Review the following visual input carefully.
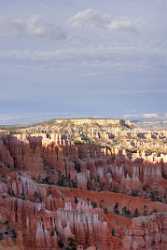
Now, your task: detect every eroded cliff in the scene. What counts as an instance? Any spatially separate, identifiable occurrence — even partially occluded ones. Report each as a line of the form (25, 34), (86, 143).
(0, 129), (167, 249)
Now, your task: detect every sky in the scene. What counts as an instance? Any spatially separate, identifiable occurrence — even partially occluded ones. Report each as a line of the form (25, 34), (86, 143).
(0, 0), (167, 124)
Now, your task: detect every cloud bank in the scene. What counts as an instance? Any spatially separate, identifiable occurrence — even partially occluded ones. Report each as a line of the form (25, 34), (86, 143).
(0, 16), (67, 40)
(0, 9), (137, 41)
(70, 9), (137, 32)
(0, 1), (166, 119)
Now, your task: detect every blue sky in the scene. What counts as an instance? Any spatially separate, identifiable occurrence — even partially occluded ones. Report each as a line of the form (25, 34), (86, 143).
(0, 0), (167, 124)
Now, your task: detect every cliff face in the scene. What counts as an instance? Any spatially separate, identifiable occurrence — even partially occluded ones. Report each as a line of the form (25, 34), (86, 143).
(0, 135), (167, 249)
(123, 213), (167, 250)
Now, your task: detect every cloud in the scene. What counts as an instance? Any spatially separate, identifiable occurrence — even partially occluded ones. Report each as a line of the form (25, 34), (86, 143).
(123, 113), (161, 120)
(0, 46), (165, 69)
(0, 47), (138, 64)
(0, 16), (67, 40)
(70, 9), (111, 28)
(142, 113), (159, 119)
(69, 9), (137, 32)
(108, 19), (136, 32)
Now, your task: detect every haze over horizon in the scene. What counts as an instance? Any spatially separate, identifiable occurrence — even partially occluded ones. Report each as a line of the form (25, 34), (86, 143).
(0, 0), (167, 124)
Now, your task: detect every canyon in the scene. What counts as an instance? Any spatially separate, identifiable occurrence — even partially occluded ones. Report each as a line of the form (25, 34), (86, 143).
(0, 118), (167, 249)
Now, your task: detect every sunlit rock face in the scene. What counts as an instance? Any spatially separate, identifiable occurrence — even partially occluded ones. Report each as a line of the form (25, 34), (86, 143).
(0, 124), (167, 250)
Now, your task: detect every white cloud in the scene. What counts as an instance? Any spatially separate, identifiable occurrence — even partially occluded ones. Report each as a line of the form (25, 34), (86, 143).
(109, 19), (136, 32)
(0, 47), (138, 64)
(142, 113), (159, 119)
(70, 9), (137, 32)
(0, 46), (165, 67)
(0, 16), (67, 40)
(70, 9), (111, 28)
(123, 113), (158, 120)
(123, 113), (161, 120)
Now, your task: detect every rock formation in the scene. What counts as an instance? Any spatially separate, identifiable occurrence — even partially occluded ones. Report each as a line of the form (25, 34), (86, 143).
(0, 118), (167, 249)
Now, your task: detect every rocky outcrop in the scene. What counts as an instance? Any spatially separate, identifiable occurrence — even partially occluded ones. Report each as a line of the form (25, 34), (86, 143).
(123, 213), (167, 250)
(0, 135), (167, 249)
